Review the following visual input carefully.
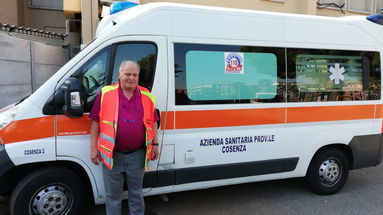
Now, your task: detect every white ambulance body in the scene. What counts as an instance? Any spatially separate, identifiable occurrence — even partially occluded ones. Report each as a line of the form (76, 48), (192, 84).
(1, 2), (383, 214)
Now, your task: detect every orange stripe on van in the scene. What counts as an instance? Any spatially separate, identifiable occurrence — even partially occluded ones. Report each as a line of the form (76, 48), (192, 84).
(0, 116), (54, 144)
(160, 111), (174, 130)
(164, 105), (378, 130)
(375, 104), (383, 119)
(56, 114), (92, 136)
(175, 108), (286, 129)
(287, 105), (375, 123)
(0, 105), (380, 143)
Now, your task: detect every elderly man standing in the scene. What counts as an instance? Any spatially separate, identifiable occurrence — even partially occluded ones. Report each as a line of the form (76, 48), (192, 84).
(89, 60), (159, 215)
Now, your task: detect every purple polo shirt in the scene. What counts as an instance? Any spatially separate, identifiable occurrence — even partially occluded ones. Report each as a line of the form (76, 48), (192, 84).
(89, 87), (159, 151)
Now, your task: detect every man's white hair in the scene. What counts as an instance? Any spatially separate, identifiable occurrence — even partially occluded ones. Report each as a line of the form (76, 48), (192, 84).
(119, 60), (140, 73)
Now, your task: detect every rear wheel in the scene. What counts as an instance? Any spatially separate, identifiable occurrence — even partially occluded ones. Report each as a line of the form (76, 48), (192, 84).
(305, 148), (349, 195)
(10, 167), (87, 215)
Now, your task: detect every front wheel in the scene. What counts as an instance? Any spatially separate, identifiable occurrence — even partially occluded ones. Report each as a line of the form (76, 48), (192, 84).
(305, 148), (349, 195)
(10, 167), (87, 215)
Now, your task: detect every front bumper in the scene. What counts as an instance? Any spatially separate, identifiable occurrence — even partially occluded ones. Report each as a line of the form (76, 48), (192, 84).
(0, 144), (15, 194)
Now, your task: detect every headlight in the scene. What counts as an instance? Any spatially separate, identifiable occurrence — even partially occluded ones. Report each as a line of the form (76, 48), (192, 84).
(0, 105), (18, 130)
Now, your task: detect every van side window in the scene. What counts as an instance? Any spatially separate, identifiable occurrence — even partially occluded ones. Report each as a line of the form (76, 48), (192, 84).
(111, 43), (157, 91)
(174, 43), (285, 105)
(73, 46), (111, 112)
(287, 49), (381, 102)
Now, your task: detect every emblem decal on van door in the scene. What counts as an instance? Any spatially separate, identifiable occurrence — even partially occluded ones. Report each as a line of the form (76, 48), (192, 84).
(329, 63), (346, 84)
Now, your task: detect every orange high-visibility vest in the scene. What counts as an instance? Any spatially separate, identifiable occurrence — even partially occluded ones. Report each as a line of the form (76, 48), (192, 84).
(98, 83), (156, 171)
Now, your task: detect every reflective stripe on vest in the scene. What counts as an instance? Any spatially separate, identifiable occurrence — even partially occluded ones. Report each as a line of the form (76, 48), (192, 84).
(140, 91), (156, 106)
(102, 120), (115, 127)
(100, 152), (113, 169)
(101, 84), (119, 103)
(100, 132), (115, 145)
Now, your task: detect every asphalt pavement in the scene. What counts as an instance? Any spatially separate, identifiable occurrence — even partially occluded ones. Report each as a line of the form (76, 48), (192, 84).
(2, 163), (383, 215)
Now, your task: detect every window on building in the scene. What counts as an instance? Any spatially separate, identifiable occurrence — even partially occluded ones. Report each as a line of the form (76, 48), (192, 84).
(265, 0), (286, 2)
(29, 0), (63, 10)
(319, 0), (346, 5)
(349, 0), (373, 14)
(318, 0), (382, 14)
(174, 43), (285, 105)
(287, 48), (381, 102)
(376, 0), (383, 13)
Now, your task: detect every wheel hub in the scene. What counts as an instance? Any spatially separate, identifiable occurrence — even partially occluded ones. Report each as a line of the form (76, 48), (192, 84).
(319, 158), (341, 186)
(31, 185), (71, 215)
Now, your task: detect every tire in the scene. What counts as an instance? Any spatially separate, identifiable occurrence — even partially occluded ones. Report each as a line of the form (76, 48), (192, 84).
(10, 166), (87, 215)
(305, 148), (349, 195)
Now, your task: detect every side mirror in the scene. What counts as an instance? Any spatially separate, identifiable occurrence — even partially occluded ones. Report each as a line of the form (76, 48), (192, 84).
(62, 77), (83, 118)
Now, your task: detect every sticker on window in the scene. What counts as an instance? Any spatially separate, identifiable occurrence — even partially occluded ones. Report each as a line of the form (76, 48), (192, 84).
(225, 52), (244, 74)
(296, 54), (363, 92)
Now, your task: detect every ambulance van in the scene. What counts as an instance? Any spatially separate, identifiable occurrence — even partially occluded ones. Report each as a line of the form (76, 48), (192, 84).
(1, 2), (383, 214)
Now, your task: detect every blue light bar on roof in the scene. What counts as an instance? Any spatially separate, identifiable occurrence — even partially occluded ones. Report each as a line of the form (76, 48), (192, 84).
(110, 1), (139, 15)
(367, 14), (383, 25)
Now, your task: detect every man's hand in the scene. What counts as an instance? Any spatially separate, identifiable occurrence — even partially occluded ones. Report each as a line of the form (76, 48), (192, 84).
(151, 145), (159, 160)
(90, 120), (100, 165)
(91, 147), (100, 165)
(152, 121), (159, 160)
